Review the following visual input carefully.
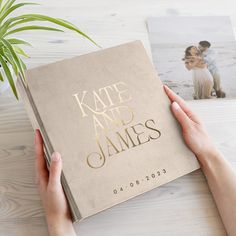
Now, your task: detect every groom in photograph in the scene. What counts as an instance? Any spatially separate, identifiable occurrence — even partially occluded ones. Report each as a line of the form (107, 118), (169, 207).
(198, 41), (226, 98)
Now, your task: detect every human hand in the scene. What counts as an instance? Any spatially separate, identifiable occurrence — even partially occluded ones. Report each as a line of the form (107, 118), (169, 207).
(163, 85), (219, 162)
(34, 129), (76, 236)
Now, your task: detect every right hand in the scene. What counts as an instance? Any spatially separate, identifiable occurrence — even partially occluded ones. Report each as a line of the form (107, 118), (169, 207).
(163, 85), (218, 160)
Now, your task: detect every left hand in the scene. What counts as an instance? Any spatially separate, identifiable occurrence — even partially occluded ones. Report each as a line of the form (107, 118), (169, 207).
(35, 129), (76, 236)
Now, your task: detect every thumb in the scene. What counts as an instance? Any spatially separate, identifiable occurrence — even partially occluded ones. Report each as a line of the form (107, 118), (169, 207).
(171, 101), (191, 130)
(48, 152), (62, 188)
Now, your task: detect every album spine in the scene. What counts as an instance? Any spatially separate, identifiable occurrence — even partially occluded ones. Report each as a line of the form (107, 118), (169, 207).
(15, 75), (82, 222)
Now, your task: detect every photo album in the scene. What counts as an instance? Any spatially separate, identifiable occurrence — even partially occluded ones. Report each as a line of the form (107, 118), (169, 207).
(147, 16), (236, 100)
(16, 41), (199, 222)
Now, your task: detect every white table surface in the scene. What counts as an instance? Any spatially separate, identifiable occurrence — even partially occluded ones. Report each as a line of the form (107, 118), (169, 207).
(1, 0), (236, 235)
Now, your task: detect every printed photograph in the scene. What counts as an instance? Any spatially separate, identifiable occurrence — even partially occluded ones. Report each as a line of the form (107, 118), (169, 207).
(147, 16), (236, 100)
(148, 41), (236, 100)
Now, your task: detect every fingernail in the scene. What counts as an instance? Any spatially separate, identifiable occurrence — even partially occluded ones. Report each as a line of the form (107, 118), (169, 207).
(51, 152), (60, 162)
(172, 101), (180, 110)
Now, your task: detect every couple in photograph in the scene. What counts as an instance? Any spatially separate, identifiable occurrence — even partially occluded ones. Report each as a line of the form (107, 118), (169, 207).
(183, 41), (226, 99)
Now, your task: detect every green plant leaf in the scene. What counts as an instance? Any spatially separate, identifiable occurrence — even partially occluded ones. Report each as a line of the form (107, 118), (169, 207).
(1, 16), (38, 33)
(0, 0), (3, 11)
(4, 25), (64, 36)
(0, 71), (4, 81)
(0, 54), (18, 99)
(19, 57), (27, 70)
(0, 3), (39, 24)
(0, 38), (31, 48)
(2, 48), (19, 75)
(0, 38), (25, 80)
(0, 0), (17, 15)
(13, 45), (29, 58)
(8, 17), (38, 29)
(2, 14), (100, 47)
(0, 17), (40, 36)
(7, 38), (32, 46)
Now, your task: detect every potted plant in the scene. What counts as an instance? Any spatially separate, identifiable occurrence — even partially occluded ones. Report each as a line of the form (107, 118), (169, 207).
(0, 0), (99, 99)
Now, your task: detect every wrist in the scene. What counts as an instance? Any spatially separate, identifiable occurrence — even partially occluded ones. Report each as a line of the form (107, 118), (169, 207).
(197, 148), (223, 171)
(47, 216), (76, 236)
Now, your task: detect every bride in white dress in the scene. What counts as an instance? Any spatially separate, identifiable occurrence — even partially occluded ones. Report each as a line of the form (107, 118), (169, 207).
(184, 46), (213, 99)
